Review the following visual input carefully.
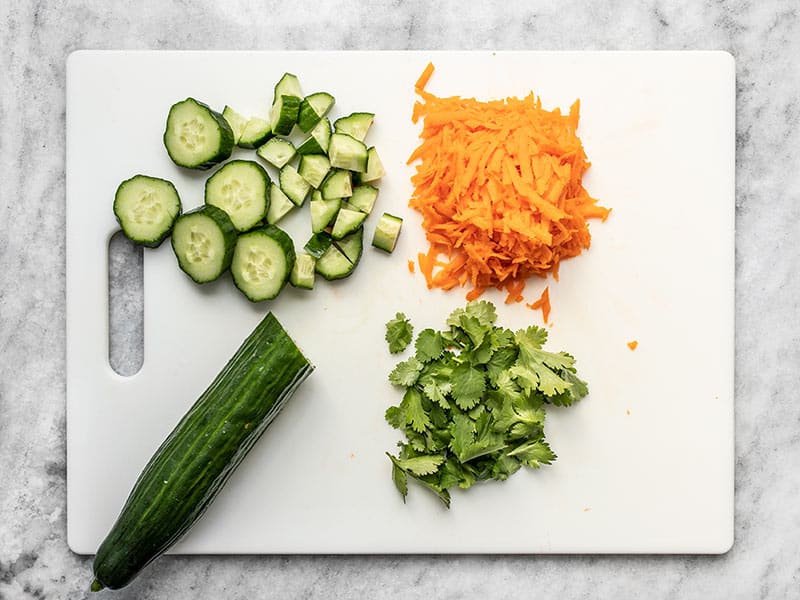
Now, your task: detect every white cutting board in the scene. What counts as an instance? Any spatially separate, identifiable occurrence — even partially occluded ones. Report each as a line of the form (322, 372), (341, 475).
(66, 51), (734, 554)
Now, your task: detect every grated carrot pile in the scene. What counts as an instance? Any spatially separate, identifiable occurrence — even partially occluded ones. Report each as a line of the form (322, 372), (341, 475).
(408, 62), (610, 302)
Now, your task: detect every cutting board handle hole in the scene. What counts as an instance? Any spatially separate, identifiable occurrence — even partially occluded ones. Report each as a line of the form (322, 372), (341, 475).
(108, 231), (144, 376)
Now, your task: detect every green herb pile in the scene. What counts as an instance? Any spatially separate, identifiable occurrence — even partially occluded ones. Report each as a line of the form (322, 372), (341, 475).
(383, 301), (588, 508)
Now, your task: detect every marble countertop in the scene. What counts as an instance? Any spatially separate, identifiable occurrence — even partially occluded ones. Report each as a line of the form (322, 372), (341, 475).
(1, 1), (798, 598)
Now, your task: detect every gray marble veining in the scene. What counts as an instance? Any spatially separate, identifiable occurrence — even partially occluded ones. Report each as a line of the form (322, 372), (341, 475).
(1, 1), (799, 598)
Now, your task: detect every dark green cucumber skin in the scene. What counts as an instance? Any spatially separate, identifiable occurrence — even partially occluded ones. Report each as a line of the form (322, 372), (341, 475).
(113, 175), (181, 248)
(171, 204), (237, 284)
(303, 232), (333, 259)
(163, 98), (235, 170)
(232, 225), (297, 302)
(91, 313), (313, 591)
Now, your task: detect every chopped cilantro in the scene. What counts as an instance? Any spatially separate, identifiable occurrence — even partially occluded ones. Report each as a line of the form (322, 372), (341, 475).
(385, 312), (413, 354)
(383, 301), (589, 508)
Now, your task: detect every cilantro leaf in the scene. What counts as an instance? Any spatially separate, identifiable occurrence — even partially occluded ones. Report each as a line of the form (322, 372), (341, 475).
(389, 455), (408, 501)
(395, 454), (445, 476)
(401, 388), (431, 433)
(388, 453), (451, 507)
(446, 300), (497, 329)
(415, 328), (445, 362)
(449, 413), (475, 459)
(507, 440), (557, 468)
(388, 356), (424, 387)
(384, 405), (406, 429)
(509, 327), (575, 396)
(451, 363), (485, 410)
(385, 312), (413, 354)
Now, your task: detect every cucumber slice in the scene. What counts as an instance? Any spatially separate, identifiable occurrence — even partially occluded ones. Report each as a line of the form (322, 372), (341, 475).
(279, 164), (311, 206)
(204, 160), (269, 232)
(163, 98), (234, 170)
(273, 72), (303, 100)
(298, 92), (335, 132)
(231, 225), (296, 302)
(296, 118), (331, 155)
(348, 185), (379, 215)
(303, 231), (333, 259)
(113, 175), (181, 248)
(333, 112), (374, 142)
(266, 183), (295, 224)
(315, 243), (354, 281)
(298, 154), (331, 189)
(320, 169), (352, 200)
(269, 74), (303, 136)
(333, 227), (364, 265)
(239, 116), (273, 149)
(360, 146), (386, 183)
(256, 137), (296, 169)
(328, 133), (368, 173)
(269, 95), (301, 136)
(372, 212), (403, 253)
(171, 205), (237, 283)
(222, 106), (247, 145)
(310, 197), (341, 234)
(289, 252), (316, 290)
(331, 207), (366, 240)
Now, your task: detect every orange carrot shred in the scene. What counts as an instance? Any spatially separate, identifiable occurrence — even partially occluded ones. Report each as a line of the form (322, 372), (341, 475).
(504, 278), (526, 304)
(627, 340), (639, 351)
(526, 286), (551, 323)
(407, 63), (609, 303)
(407, 259), (416, 273)
(415, 62), (435, 91)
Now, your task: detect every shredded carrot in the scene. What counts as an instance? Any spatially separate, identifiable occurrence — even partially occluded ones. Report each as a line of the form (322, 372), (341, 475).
(627, 340), (638, 351)
(504, 278), (526, 304)
(415, 61), (436, 92)
(526, 286), (551, 323)
(407, 259), (415, 274)
(408, 63), (610, 303)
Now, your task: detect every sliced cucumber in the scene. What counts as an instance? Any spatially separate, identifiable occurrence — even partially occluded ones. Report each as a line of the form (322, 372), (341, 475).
(279, 164), (311, 206)
(315, 243), (354, 281)
(298, 92), (335, 132)
(269, 95), (301, 137)
(222, 106), (247, 145)
(239, 116), (273, 149)
(266, 183), (295, 224)
(273, 72), (303, 100)
(333, 112), (374, 142)
(296, 118), (331, 155)
(372, 212), (403, 253)
(171, 205), (237, 283)
(113, 175), (181, 248)
(298, 154), (331, 189)
(231, 225), (296, 302)
(331, 207), (367, 240)
(328, 133), (368, 173)
(257, 137), (296, 169)
(204, 160), (269, 232)
(360, 146), (386, 183)
(289, 252), (316, 290)
(320, 169), (352, 200)
(310, 196), (341, 234)
(348, 184), (379, 215)
(163, 98), (234, 170)
(303, 231), (333, 259)
(334, 227), (364, 265)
